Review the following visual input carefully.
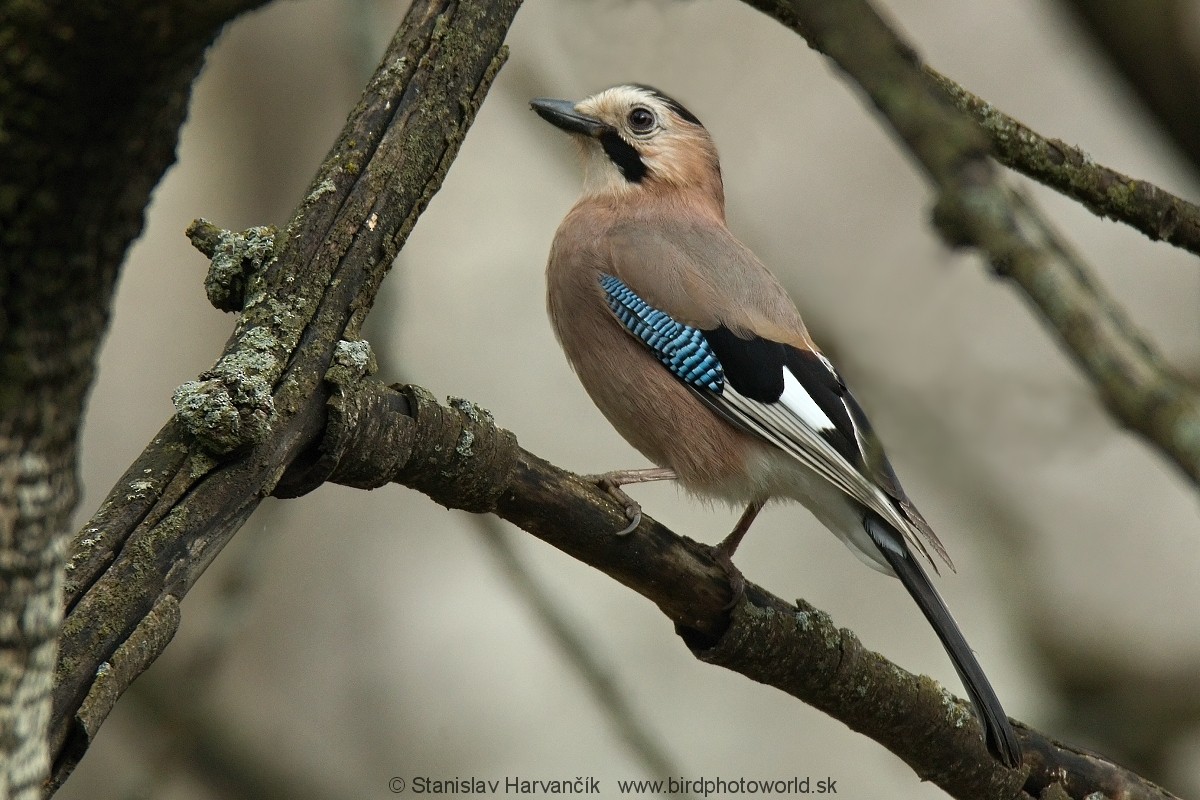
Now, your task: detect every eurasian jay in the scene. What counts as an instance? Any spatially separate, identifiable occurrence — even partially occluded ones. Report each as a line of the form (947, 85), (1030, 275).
(531, 84), (1020, 768)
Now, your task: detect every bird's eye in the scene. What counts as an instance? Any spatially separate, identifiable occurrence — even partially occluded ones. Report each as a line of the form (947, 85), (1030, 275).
(627, 107), (656, 134)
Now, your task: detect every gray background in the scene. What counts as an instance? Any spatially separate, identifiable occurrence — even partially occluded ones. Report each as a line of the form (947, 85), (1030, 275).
(62, 1), (1200, 797)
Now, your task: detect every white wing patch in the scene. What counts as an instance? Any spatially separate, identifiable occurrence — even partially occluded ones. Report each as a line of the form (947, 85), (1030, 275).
(779, 368), (836, 432)
(709, 365), (940, 567)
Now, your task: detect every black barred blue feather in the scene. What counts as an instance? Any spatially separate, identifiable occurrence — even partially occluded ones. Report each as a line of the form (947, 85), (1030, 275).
(597, 270), (949, 567)
(599, 274), (724, 392)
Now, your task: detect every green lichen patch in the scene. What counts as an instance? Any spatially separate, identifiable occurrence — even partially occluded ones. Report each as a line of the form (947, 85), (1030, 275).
(203, 224), (278, 312)
(172, 379), (244, 453)
(326, 338), (378, 386)
(448, 396), (494, 427)
(171, 324), (285, 454)
(305, 178), (337, 205)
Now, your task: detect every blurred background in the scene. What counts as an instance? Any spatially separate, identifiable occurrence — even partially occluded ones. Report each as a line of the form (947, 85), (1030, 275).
(60, 0), (1200, 797)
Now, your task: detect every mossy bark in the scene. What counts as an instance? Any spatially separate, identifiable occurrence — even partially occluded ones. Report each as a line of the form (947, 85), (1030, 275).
(49, 0), (521, 790)
(0, 1), (267, 794)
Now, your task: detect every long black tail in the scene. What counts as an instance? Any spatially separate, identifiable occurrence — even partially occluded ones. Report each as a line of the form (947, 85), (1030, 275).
(864, 513), (1022, 768)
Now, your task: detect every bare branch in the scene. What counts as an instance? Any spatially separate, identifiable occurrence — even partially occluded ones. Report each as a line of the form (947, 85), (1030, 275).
(926, 66), (1200, 257)
(728, 0), (1200, 492)
(49, 0), (521, 788)
(300, 377), (1177, 800)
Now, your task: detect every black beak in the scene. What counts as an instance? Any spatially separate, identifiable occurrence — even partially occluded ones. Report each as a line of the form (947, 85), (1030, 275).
(530, 98), (608, 138)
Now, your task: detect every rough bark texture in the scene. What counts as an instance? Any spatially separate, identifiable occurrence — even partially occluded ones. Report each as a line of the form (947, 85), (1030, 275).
(925, 66), (1200, 258)
(0, 2), (266, 795)
(297, 377), (1179, 800)
(49, 0), (521, 790)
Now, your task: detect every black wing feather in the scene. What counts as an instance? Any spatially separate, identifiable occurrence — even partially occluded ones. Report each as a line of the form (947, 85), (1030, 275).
(703, 326), (784, 401)
(598, 274), (950, 570)
(782, 346), (864, 468)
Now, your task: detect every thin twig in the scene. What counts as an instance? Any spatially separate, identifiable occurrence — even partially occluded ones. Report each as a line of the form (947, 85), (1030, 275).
(731, 0), (1200, 491)
(926, 66), (1200, 257)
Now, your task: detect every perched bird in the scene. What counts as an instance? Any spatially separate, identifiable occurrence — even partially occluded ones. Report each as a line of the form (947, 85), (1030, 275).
(531, 84), (1021, 768)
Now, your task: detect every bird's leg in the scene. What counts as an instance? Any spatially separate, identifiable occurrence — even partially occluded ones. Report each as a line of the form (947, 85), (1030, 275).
(583, 467), (677, 535)
(712, 499), (765, 608)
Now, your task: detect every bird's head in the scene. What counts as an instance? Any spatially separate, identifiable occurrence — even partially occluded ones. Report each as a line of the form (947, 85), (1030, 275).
(531, 84), (724, 209)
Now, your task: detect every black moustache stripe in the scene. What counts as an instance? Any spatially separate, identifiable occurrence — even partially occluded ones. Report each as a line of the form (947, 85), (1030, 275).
(600, 130), (647, 183)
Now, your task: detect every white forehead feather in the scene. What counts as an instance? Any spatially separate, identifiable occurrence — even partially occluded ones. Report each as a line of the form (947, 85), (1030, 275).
(577, 85), (675, 123)
(566, 84), (720, 200)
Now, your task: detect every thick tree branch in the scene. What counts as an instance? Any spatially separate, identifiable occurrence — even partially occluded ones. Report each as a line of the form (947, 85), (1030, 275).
(290, 376), (1175, 800)
(49, 0), (521, 790)
(730, 0), (1200, 494)
(0, 1), (270, 795)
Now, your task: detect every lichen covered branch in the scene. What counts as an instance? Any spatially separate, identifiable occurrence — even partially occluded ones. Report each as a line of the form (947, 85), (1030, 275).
(298, 376), (1175, 800)
(50, 0), (521, 788)
(926, 67), (1200, 257)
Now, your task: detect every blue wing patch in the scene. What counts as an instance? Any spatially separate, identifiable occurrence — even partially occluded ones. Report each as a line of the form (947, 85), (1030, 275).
(599, 274), (724, 392)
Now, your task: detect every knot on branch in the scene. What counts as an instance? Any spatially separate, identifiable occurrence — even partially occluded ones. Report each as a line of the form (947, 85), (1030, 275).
(392, 386), (519, 513)
(310, 381), (518, 513)
(186, 218), (277, 312)
(691, 598), (843, 678)
(172, 328), (281, 454)
(327, 339), (378, 386)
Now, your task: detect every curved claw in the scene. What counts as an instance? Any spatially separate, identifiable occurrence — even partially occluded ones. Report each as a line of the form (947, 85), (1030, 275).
(614, 507), (642, 536)
(584, 473), (645, 536)
(582, 468), (675, 537)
